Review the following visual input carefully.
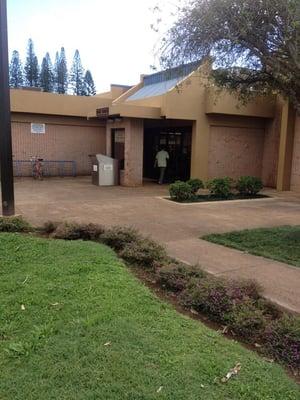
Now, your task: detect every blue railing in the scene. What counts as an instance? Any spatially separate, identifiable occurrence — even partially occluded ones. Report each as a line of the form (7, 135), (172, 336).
(13, 160), (77, 177)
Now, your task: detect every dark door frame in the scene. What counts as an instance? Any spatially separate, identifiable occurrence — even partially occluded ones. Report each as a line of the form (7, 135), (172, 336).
(143, 126), (192, 182)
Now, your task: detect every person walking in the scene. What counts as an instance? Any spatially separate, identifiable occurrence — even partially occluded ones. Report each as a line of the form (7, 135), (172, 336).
(155, 147), (169, 184)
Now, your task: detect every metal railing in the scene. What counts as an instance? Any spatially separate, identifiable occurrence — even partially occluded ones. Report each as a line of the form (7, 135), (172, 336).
(13, 160), (77, 177)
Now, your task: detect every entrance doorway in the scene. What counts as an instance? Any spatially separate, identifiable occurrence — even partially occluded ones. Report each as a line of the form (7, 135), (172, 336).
(144, 126), (192, 182)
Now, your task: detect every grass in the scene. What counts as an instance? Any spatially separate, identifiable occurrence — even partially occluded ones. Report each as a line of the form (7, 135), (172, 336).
(203, 226), (300, 268)
(0, 233), (299, 400)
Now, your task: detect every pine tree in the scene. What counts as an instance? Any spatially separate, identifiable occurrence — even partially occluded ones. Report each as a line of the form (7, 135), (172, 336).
(53, 51), (60, 93)
(9, 50), (23, 88)
(40, 53), (54, 92)
(70, 49), (85, 95)
(56, 47), (68, 94)
(83, 70), (96, 96)
(24, 38), (39, 87)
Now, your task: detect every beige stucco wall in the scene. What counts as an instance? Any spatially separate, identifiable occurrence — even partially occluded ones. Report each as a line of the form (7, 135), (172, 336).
(11, 114), (106, 176)
(10, 89), (112, 118)
(291, 115), (300, 191)
(208, 125), (265, 180)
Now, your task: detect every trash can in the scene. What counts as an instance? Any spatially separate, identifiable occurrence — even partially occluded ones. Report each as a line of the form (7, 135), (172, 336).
(89, 154), (119, 186)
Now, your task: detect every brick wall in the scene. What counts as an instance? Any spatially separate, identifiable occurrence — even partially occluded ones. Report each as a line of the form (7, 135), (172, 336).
(11, 114), (106, 176)
(208, 125), (265, 180)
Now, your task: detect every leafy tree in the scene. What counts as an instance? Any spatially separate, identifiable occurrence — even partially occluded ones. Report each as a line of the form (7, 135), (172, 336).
(24, 38), (39, 87)
(40, 52), (54, 92)
(70, 49), (85, 95)
(55, 47), (68, 94)
(9, 50), (23, 88)
(83, 70), (96, 95)
(160, 0), (300, 112)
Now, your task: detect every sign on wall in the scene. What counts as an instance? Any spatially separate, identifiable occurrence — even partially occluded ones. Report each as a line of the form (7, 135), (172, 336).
(31, 123), (46, 134)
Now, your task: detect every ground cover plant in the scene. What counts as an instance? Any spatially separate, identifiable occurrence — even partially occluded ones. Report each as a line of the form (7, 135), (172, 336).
(0, 232), (299, 399)
(168, 176), (266, 203)
(203, 226), (300, 268)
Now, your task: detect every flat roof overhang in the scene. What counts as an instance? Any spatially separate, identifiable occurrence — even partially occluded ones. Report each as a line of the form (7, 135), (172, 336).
(96, 104), (162, 120)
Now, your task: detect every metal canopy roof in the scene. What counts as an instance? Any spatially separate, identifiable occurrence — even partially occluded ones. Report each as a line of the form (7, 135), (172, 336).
(127, 61), (201, 101)
(127, 77), (180, 101)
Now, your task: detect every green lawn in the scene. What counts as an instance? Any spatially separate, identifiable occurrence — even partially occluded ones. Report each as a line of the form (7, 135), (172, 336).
(203, 226), (300, 267)
(0, 233), (299, 399)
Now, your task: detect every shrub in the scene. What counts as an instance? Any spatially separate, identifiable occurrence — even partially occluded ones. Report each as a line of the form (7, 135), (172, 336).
(100, 226), (140, 251)
(225, 301), (268, 342)
(41, 221), (60, 234)
(264, 316), (300, 369)
(0, 216), (32, 233)
(158, 263), (206, 292)
(206, 177), (233, 198)
(51, 222), (105, 241)
(169, 181), (193, 202)
(186, 179), (204, 195)
(119, 238), (167, 269)
(236, 176), (263, 196)
(180, 277), (262, 322)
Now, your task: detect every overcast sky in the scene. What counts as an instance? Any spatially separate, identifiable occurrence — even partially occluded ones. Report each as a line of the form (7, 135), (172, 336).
(7, 0), (179, 92)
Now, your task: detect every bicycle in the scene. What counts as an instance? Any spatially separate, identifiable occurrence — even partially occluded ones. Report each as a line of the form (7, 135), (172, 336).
(30, 156), (44, 180)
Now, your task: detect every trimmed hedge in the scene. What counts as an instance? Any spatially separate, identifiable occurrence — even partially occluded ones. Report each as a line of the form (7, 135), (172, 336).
(169, 181), (194, 202)
(180, 277), (262, 323)
(206, 177), (233, 198)
(158, 263), (206, 292)
(50, 222), (105, 241)
(120, 238), (167, 269)
(264, 316), (300, 369)
(0, 216), (33, 233)
(186, 178), (204, 195)
(236, 176), (263, 195)
(100, 226), (140, 251)
(169, 176), (264, 202)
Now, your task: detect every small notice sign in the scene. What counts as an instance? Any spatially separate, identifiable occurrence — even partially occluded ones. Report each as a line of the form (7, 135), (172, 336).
(93, 165), (98, 172)
(103, 164), (113, 171)
(31, 123), (46, 134)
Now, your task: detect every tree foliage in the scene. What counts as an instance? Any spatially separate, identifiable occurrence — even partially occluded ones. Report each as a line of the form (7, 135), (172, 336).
(40, 53), (54, 92)
(160, 0), (300, 111)
(9, 50), (23, 88)
(84, 70), (96, 96)
(56, 47), (68, 94)
(24, 38), (39, 87)
(10, 39), (96, 95)
(70, 50), (85, 95)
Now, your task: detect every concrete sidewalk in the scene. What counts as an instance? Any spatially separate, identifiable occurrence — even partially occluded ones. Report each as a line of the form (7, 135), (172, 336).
(166, 238), (300, 313)
(11, 177), (300, 313)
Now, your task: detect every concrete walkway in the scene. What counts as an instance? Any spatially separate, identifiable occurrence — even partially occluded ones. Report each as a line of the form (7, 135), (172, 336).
(11, 177), (300, 313)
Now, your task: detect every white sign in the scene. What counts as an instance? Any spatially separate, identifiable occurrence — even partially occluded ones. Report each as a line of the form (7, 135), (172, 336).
(31, 123), (46, 134)
(103, 164), (113, 171)
(93, 165), (98, 172)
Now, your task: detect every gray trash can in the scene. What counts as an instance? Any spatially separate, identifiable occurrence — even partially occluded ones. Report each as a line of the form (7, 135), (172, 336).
(89, 154), (119, 186)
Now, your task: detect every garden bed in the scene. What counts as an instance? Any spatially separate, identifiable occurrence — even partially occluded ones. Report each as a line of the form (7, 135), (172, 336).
(167, 193), (270, 203)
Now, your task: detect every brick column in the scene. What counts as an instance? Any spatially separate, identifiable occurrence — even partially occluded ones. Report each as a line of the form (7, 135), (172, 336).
(123, 118), (144, 186)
